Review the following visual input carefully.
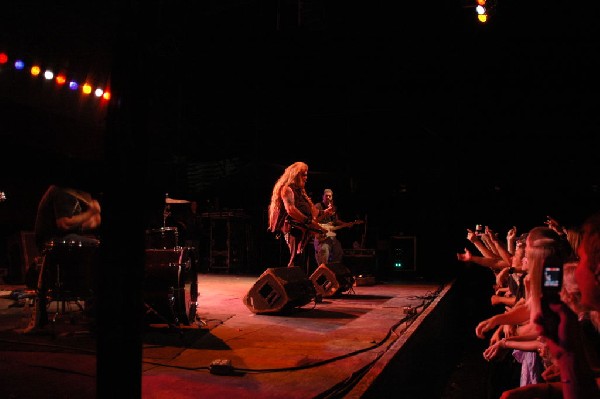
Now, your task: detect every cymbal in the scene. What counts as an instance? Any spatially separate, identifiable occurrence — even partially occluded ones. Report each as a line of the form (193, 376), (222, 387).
(165, 197), (191, 204)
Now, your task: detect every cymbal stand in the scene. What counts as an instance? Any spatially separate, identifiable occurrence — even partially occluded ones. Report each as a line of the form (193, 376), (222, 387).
(163, 207), (171, 228)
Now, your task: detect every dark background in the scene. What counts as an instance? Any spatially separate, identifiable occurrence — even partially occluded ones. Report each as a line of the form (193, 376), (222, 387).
(1, 1), (599, 281)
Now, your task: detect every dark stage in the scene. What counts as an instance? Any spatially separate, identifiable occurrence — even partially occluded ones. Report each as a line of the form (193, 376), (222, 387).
(0, 271), (479, 399)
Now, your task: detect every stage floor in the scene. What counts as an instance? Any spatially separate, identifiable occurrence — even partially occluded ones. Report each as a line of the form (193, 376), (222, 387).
(0, 273), (449, 399)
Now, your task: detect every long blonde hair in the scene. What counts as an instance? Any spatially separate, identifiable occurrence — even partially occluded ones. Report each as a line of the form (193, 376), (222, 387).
(267, 162), (313, 232)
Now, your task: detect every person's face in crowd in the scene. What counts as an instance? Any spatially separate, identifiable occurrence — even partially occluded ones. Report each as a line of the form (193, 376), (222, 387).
(512, 243), (527, 270)
(560, 263), (582, 311)
(323, 192), (333, 205)
(575, 240), (600, 311)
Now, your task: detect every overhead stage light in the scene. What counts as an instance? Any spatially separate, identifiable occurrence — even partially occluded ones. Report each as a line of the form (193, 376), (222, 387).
(474, 0), (496, 23)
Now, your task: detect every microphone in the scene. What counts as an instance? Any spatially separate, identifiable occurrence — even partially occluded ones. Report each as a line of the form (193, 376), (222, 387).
(328, 201), (336, 215)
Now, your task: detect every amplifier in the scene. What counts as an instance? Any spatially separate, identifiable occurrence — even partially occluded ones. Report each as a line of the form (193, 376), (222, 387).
(390, 236), (416, 272)
(342, 248), (377, 276)
(343, 248), (376, 257)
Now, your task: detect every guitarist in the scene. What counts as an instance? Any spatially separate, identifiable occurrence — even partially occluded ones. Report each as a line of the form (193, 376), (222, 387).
(268, 161), (325, 268)
(313, 188), (352, 267)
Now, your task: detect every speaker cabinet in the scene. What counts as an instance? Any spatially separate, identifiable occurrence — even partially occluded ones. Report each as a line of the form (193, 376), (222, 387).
(343, 248), (377, 277)
(243, 266), (316, 314)
(390, 236), (416, 272)
(310, 263), (355, 298)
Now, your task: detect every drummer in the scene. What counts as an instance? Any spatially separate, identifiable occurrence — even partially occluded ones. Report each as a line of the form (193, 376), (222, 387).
(23, 183), (101, 334)
(34, 185), (101, 251)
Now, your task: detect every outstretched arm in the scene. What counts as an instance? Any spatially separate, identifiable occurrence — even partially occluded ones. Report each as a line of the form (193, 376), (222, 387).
(475, 301), (530, 339)
(467, 229), (498, 258)
(457, 248), (509, 272)
(487, 226), (513, 266)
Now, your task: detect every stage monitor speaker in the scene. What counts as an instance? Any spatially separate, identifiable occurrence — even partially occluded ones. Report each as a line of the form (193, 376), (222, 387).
(243, 266), (316, 314)
(309, 263), (355, 298)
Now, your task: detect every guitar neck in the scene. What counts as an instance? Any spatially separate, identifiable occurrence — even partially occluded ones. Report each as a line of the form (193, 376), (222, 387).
(322, 220), (362, 231)
(318, 220), (364, 240)
(287, 218), (322, 233)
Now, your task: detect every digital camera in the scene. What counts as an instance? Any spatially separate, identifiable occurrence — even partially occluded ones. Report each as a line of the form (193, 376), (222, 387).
(475, 224), (484, 236)
(541, 262), (563, 303)
(540, 258), (563, 342)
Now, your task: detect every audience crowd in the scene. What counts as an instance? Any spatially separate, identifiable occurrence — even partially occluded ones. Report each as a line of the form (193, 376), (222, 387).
(457, 213), (600, 399)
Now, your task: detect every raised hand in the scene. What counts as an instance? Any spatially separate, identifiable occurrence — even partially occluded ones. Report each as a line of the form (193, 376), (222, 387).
(466, 229), (477, 242)
(545, 215), (566, 236)
(506, 226), (517, 241)
(456, 248), (472, 262)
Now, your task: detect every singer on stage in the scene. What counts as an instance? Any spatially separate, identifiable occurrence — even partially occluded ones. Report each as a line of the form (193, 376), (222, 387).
(267, 162), (326, 268)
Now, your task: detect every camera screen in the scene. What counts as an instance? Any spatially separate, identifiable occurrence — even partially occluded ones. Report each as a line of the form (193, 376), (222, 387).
(543, 266), (561, 288)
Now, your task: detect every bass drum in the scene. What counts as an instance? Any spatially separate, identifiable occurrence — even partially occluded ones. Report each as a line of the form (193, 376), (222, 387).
(144, 248), (198, 326)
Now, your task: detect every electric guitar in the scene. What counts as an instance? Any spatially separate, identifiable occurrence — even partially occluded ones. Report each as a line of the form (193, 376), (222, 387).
(286, 218), (327, 253)
(318, 220), (364, 240)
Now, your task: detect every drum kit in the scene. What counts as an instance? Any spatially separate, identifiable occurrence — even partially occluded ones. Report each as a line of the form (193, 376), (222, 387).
(39, 194), (200, 329)
(143, 194), (199, 327)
